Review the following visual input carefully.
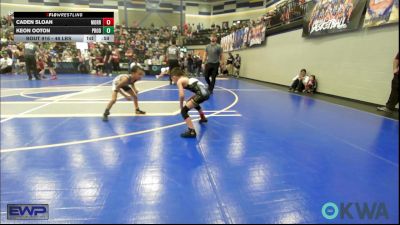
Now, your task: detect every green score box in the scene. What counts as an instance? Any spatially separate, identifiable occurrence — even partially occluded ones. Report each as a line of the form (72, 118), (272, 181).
(103, 26), (114, 34)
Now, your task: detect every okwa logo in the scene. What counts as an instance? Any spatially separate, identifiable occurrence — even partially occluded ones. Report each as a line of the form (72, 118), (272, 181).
(321, 202), (389, 220)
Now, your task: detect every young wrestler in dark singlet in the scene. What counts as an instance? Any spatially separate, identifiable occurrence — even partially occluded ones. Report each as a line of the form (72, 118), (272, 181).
(170, 68), (210, 138)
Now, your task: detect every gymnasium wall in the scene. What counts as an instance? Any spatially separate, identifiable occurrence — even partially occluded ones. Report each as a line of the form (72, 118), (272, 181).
(227, 25), (399, 105)
(209, 8), (269, 26)
(123, 10), (180, 28)
(212, 0), (265, 15)
(185, 15), (211, 28)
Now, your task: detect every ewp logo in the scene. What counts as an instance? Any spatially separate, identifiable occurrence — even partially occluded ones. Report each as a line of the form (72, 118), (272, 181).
(322, 202), (389, 220)
(7, 204), (49, 220)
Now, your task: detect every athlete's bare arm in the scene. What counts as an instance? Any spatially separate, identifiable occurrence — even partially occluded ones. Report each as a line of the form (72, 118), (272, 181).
(114, 77), (129, 92)
(177, 78), (186, 109)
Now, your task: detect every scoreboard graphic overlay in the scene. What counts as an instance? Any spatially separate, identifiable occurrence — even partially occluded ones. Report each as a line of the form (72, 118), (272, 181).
(14, 12), (114, 42)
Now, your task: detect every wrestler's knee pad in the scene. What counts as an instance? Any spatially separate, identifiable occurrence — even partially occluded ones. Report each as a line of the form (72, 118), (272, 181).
(181, 106), (190, 120)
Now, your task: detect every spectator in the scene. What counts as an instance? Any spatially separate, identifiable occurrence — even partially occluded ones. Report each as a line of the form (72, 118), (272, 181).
(14, 47), (25, 75)
(227, 53), (234, 76)
(112, 46), (120, 73)
(0, 52), (12, 74)
(83, 49), (91, 73)
(220, 63), (229, 76)
(187, 24), (192, 38)
(166, 38), (180, 85)
(303, 75), (317, 94)
(234, 54), (241, 78)
(289, 69), (308, 92)
(187, 54), (194, 75)
(195, 55), (203, 77)
(102, 44), (113, 76)
(377, 53), (399, 113)
(76, 50), (85, 73)
(125, 47), (134, 73)
(94, 52), (104, 76)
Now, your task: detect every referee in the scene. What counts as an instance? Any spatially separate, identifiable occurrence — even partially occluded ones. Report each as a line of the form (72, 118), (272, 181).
(203, 33), (223, 94)
(24, 42), (41, 80)
(166, 38), (180, 85)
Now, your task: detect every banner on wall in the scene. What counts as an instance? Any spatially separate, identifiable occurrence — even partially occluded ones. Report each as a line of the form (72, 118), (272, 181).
(302, 0), (367, 37)
(221, 24), (266, 52)
(363, 0), (399, 27)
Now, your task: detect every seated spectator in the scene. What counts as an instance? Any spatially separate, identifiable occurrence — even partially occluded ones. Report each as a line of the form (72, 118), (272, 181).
(303, 75), (317, 94)
(220, 63), (229, 76)
(0, 52), (12, 74)
(289, 69), (308, 92)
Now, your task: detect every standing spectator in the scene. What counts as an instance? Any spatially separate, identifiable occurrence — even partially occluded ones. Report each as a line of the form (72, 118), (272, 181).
(166, 38), (180, 85)
(15, 45), (25, 74)
(172, 25), (178, 35)
(195, 55), (203, 77)
(377, 53), (399, 113)
(76, 50), (85, 73)
(187, 54), (194, 75)
(83, 49), (91, 73)
(102, 44), (113, 76)
(187, 24), (193, 38)
(112, 46), (120, 73)
(95, 52), (104, 76)
(234, 54), (241, 78)
(125, 47), (135, 73)
(24, 42), (41, 80)
(184, 23), (189, 35)
(227, 53), (234, 76)
(0, 52), (12, 74)
(203, 33), (223, 94)
(11, 46), (19, 75)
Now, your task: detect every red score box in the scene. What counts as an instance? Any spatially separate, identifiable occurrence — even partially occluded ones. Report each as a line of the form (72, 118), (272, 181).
(102, 18), (114, 26)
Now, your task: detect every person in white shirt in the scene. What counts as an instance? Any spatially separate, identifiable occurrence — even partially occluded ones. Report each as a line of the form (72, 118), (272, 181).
(289, 69), (309, 92)
(0, 52), (12, 74)
(156, 67), (170, 80)
(172, 25), (178, 34)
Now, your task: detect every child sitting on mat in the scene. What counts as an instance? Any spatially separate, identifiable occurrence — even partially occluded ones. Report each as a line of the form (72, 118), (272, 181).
(303, 75), (317, 94)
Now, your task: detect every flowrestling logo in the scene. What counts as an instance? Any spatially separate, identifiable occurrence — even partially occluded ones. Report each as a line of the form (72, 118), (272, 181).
(7, 204), (49, 220)
(321, 202), (389, 220)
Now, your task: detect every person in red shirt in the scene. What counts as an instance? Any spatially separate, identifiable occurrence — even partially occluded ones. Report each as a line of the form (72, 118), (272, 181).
(37, 56), (46, 79)
(377, 53), (399, 113)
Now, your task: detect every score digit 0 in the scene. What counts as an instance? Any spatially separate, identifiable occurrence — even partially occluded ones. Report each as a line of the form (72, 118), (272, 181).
(102, 18), (114, 26)
(103, 26), (114, 34)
